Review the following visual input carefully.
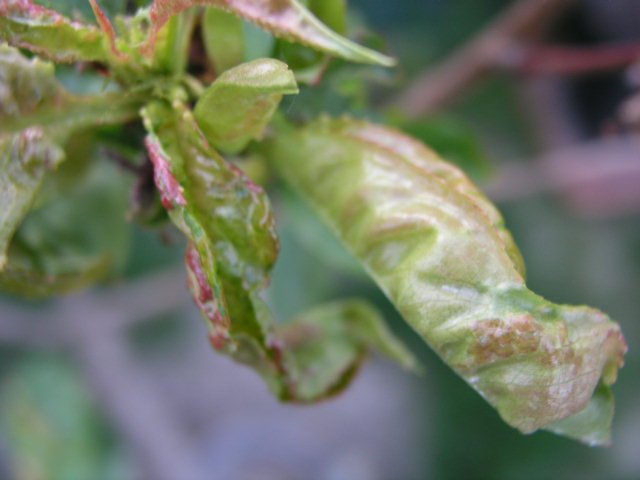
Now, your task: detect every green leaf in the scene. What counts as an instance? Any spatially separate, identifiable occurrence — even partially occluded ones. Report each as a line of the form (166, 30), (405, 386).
(194, 58), (298, 154)
(202, 7), (245, 73)
(142, 97), (279, 285)
(0, 357), (132, 480)
(308, 0), (347, 35)
(397, 116), (494, 181)
(0, 156), (131, 298)
(265, 116), (627, 444)
(144, 0), (395, 66)
(142, 98), (416, 401)
(0, 0), (114, 63)
(0, 129), (63, 271)
(0, 45), (140, 271)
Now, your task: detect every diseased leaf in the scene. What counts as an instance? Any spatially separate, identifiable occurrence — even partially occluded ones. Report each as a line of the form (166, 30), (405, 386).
(0, 157), (131, 298)
(144, 0), (395, 66)
(194, 58), (298, 154)
(0, 45), (140, 270)
(0, 129), (63, 270)
(202, 7), (245, 73)
(265, 116), (628, 444)
(143, 98), (279, 285)
(143, 98), (416, 401)
(0, 0), (114, 63)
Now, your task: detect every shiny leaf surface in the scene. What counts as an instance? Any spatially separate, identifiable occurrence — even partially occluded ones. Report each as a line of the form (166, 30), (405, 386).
(194, 58), (298, 154)
(266, 117), (627, 444)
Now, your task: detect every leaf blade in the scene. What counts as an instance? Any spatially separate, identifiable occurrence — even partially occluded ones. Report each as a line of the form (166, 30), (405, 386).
(194, 58), (298, 154)
(145, 0), (395, 66)
(0, 0), (112, 63)
(266, 117), (627, 444)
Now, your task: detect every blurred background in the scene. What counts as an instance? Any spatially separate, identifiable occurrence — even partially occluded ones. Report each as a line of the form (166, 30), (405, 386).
(1, 0), (639, 479)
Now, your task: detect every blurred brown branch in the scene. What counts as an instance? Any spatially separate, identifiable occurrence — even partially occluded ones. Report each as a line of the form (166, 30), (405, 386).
(506, 42), (640, 76)
(391, 0), (577, 117)
(486, 136), (640, 217)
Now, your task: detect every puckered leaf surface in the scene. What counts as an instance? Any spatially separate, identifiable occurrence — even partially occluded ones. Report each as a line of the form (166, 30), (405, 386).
(265, 117), (627, 444)
(194, 58), (298, 154)
(144, 0), (395, 66)
(142, 99), (416, 401)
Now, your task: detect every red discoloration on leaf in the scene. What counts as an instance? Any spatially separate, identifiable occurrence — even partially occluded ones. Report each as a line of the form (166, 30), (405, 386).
(208, 331), (229, 350)
(144, 136), (187, 210)
(228, 162), (265, 194)
(185, 243), (214, 304)
(89, 0), (126, 60)
(472, 315), (544, 365)
(0, 0), (62, 20)
(185, 243), (231, 350)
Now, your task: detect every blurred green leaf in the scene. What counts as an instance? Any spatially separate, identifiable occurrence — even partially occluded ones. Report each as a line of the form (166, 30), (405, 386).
(266, 116), (627, 444)
(0, 157), (131, 298)
(144, 0), (396, 66)
(0, 0), (113, 63)
(0, 130), (64, 272)
(194, 58), (298, 154)
(202, 7), (245, 73)
(309, 0), (347, 34)
(0, 45), (141, 278)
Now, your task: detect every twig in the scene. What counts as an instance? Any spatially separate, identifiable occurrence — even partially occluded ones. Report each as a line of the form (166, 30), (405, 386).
(505, 42), (640, 76)
(486, 136), (640, 217)
(390, 0), (577, 117)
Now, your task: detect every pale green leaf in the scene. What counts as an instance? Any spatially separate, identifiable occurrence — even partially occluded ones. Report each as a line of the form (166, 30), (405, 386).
(194, 58), (298, 154)
(144, 0), (395, 66)
(265, 117), (627, 444)
(0, 129), (63, 271)
(202, 7), (245, 73)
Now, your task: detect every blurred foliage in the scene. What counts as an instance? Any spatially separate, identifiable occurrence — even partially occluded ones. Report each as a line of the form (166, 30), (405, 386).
(0, 356), (132, 480)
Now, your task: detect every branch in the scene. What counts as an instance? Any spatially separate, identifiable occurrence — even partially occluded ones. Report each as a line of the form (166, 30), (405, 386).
(390, 0), (577, 117)
(506, 42), (640, 76)
(486, 136), (640, 217)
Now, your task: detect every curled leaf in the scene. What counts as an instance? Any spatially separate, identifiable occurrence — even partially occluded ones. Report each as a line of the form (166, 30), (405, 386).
(143, 99), (416, 401)
(194, 58), (298, 154)
(266, 117), (627, 444)
(144, 0), (395, 66)
(0, 0), (113, 63)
